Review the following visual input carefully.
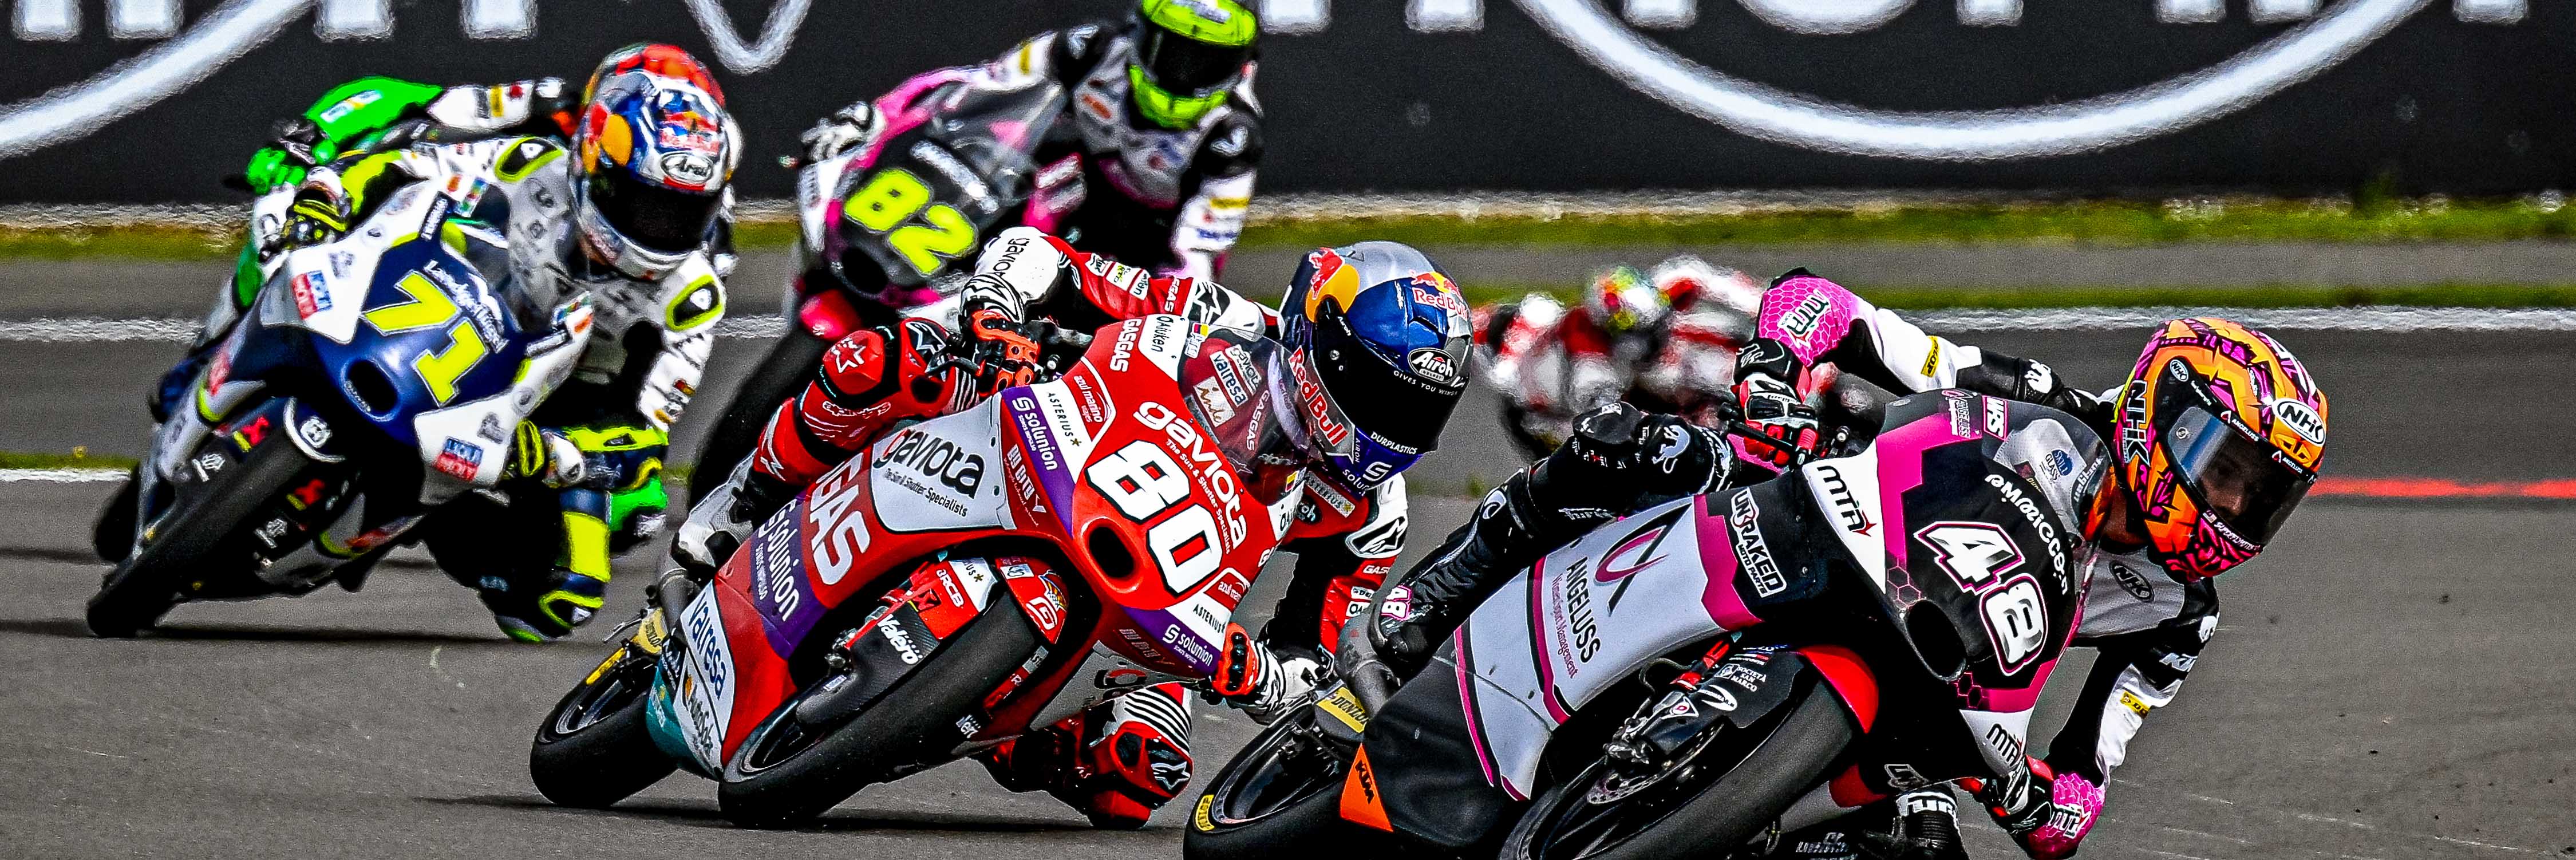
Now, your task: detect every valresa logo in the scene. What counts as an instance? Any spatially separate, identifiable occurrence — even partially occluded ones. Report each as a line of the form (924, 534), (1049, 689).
(1267, 0), (2525, 160)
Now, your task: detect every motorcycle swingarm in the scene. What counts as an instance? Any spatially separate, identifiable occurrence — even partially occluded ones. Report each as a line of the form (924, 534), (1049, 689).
(789, 556), (1068, 729)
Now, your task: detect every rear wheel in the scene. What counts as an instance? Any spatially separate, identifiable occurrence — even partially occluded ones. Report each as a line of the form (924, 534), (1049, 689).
(528, 638), (677, 808)
(1500, 684), (1854, 860)
(715, 597), (1042, 827)
(87, 443), (311, 637)
(687, 327), (829, 507)
(1184, 711), (1373, 860)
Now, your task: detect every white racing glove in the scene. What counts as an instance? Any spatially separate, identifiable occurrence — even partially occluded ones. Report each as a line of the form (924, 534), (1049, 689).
(799, 102), (883, 164)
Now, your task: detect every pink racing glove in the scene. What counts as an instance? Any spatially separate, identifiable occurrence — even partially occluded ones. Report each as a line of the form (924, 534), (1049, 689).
(1986, 762), (2105, 859)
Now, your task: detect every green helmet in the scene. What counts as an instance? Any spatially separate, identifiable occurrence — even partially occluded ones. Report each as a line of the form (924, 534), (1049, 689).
(1129, 0), (1257, 129)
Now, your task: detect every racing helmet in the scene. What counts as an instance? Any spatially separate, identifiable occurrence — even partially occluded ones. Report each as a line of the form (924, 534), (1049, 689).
(2109, 318), (2328, 582)
(1583, 265), (1672, 337)
(1279, 242), (1471, 492)
(1128, 0), (1257, 129)
(572, 44), (738, 280)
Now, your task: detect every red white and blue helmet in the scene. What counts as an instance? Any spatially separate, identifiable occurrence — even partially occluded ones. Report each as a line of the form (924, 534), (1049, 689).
(573, 44), (737, 280)
(1280, 242), (1472, 492)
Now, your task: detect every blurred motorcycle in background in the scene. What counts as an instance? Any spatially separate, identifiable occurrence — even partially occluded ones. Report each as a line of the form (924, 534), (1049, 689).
(689, 72), (1080, 503)
(1473, 257), (1838, 459)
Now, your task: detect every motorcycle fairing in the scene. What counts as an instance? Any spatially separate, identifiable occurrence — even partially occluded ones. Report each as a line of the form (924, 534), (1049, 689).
(683, 317), (1287, 768)
(1409, 488), (1769, 804)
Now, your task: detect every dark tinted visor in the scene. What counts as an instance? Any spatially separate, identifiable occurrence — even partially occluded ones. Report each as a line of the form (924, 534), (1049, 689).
(1184, 334), (1305, 506)
(1136, 28), (1251, 96)
(1306, 317), (1459, 454)
(587, 169), (718, 253)
(2161, 403), (2312, 545)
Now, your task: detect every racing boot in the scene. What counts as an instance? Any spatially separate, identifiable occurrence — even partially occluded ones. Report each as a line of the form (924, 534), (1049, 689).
(479, 563), (608, 642)
(1370, 404), (1731, 678)
(981, 683), (1196, 829)
(1210, 623), (1325, 723)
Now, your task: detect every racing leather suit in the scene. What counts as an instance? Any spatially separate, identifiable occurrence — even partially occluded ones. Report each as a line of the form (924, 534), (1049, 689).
(685, 226), (1400, 826)
(168, 128), (728, 640)
(1378, 274), (2212, 859)
(1735, 273), (2210, 859)
(838, 22), (1261, 280)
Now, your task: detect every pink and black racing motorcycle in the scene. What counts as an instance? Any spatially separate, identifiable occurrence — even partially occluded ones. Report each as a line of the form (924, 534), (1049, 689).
(1187, 391), (2091, 860)
(690, 70), (1086, 504)
(532, 314), (1315, 827)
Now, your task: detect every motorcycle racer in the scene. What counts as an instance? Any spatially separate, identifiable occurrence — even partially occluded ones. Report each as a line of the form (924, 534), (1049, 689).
(1366, 271), (2328, 859)
(797, 0), (1262, 281)
(115, 44), (742, 642)
(1479, 255), (1764, 456)
(673, 224), (1470, 827)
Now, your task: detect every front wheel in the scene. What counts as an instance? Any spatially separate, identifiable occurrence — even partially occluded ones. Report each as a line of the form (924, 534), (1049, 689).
(714, 597), (1042, 827)
(88, 441), (311, 637)
(1500, 684), (1854, 860)
(528, 636), (677, 808)
(1184, 711), (1373, 860)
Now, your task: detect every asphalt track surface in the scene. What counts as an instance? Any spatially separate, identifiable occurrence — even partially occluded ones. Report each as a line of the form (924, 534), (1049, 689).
(2, 270), (2573, 857)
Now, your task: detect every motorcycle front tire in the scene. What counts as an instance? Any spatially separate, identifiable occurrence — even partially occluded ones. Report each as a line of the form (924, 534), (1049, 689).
(528, 640), (677, 808)
(714, 597), (1042, 828)
(1499, 683), (1854, 860)
(87, 441), (311, 637)
(1183, 711), (1373, 860)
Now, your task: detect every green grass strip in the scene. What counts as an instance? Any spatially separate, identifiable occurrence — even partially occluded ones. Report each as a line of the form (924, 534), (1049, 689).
(18, 195), (2576, 261)
(0, 449), (138, 471)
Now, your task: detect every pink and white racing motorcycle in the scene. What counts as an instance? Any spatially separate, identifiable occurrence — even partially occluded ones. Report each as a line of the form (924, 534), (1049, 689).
(1187, 391), (2093, 860)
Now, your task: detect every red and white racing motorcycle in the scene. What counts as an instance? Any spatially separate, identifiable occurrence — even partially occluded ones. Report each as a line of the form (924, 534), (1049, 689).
(531, 314), (1313, 826)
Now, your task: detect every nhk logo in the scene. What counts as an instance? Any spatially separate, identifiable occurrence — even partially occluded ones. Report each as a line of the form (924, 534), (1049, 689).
(0, 0), (807, 157)
(1262, 0), (2527, 159)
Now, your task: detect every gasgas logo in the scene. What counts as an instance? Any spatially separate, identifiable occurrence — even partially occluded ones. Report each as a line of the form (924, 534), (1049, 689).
(1262, 0), (2526, 159)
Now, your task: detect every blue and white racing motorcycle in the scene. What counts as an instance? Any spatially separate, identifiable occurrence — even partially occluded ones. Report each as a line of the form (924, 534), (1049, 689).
(89, 180), (590, 637)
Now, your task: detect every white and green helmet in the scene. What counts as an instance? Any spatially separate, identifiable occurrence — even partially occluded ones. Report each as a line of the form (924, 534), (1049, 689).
(1129, 0), (1257, 129)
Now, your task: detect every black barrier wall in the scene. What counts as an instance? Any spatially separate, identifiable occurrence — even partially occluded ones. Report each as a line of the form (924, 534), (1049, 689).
(1, 0), (2567, 202)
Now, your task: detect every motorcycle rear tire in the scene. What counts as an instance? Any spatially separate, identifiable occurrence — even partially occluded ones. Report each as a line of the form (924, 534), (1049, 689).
(528, 641), (677, 808)
(86, 442), (310, 637)
(1183, 711), (1373, 860)
(714, 597), (1042, 828)
(1499, 684), (1853, 860)
(685, 327), (830, 508)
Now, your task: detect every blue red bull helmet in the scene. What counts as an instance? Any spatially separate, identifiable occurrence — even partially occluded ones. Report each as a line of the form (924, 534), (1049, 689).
(1279, 242), (1472, 491)
(573, 44), (737, 280)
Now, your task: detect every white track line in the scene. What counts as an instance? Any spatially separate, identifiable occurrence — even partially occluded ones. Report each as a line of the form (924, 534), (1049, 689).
(0, 468), (128, 483)
(2, 307), (2572, 344)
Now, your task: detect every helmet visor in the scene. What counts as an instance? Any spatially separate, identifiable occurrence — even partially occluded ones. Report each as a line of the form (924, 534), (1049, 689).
(2160, 403), (2313, 545)
(1135, 27), (1251, 97)
(1184, 333), (1306, 507)
(585, 168), (718, 253)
